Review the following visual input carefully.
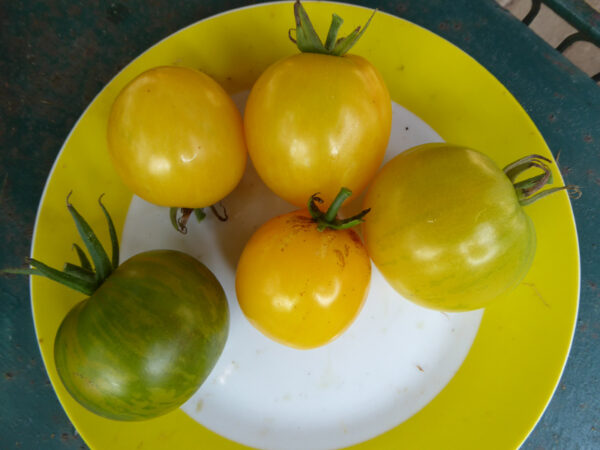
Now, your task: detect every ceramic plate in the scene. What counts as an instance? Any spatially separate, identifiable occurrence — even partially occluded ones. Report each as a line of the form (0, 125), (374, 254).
(31, 2), (579, 449)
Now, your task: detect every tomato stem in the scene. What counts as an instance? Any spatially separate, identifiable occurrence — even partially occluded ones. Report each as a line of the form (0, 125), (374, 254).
(503, 154), (581, 205)
(170, 207), (194, 234)
(210, 203), (228, 222)
(324, 187), (352, 222)
(308, 187), (370, 231)
(519, 185), (581, 205)
(1, 194), (119, 296)
(324, 14), (344, 52)
(67, 193), (113, 283)
(291, 0), (376, 56)
(72, 243), (92, 271)
(170, 203), (228, 234)
(194, 208), (207, 222)
(63, 262), (97, 286)
(503, 154), (551, 182)
(98, 194), (120, 270)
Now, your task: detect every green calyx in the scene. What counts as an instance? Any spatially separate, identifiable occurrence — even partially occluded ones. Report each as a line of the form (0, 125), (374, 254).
(290, 0), (376, 56)
(169, 204), (228, 234)
(308, 187), (370, 232)
(503, 154), (581, 206)
(2, 193), (119, 296)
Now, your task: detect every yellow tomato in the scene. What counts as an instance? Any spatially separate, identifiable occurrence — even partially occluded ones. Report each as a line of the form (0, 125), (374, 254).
(236, 209), (371, 349)
(363, 143), (540, 312)
(244, 52), (391, 207)
(107, 66), (246, 208)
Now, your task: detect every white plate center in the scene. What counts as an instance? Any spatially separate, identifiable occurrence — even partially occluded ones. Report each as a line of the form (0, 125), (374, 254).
(119, 93), (483, 450)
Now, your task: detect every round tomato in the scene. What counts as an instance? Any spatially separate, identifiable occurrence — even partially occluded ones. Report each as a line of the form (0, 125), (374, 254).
(236, 190), (371, 349)
(362, 143), (566, 311)
(54, 249), (229, 420)
(7, 199), (229, 420)
(107, 66), (246, 208)
(243, 3), (391, 207)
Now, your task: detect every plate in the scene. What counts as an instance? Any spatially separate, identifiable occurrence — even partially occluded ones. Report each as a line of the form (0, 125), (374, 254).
(30, 2), (579, 449)
(119, 94), (484, 450)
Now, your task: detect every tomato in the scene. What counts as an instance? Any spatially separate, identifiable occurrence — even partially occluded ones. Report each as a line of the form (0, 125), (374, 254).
(54, 249), (229, 420)
(107, 66), (246, 208)
(7, 199), (229, 420)
(243, 2), (391, 207)
(362, 143), (568, 311)
(235, 189), (371, 349)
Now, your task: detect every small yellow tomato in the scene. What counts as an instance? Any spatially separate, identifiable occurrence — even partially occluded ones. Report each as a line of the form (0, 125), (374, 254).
(236, 192), (371, 349)
(244, 53), (391, 208)
(243, 2), (391, 207)
(107, 66), (246, 208)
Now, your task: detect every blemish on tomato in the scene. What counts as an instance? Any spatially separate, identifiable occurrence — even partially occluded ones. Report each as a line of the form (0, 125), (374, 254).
(349, 232), (362, 246)
(334, 249), (345, 268)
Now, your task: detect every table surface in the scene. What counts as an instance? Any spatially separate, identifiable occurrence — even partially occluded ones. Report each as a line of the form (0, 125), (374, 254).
(1, 1), (598, 449)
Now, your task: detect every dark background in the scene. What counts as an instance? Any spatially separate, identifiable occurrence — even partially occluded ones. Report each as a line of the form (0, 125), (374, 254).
(1, 1), (598, 448)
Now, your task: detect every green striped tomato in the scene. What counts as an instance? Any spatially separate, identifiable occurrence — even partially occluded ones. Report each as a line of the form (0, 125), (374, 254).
(362, 144), (571, 311)
(53, 249), (229, 421)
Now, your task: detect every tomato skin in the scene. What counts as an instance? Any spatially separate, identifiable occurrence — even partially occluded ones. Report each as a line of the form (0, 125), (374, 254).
(244, 53), (391, 207)
(107, 66), (246, 208)
(53, 250), (229, 420)
(362, 143), (536, 311)
(235, 210), (371, 349)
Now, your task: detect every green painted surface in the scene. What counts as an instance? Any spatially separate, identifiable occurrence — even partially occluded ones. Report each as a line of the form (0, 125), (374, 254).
(544, 0), (600, 46)
(1, 0), (598, 448)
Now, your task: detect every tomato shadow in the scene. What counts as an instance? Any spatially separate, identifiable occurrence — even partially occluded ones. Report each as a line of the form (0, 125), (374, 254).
(209, 159), (295, 274)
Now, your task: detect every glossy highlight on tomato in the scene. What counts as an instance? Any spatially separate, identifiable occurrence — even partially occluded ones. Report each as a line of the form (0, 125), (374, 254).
(5, 199), (230, 420)
(236, 192), (371, 349)
(243, 2), (391, 207)
(55, 250), (229, 420)
(107, 66), (246, 208)
(363, 143), (544, 311)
